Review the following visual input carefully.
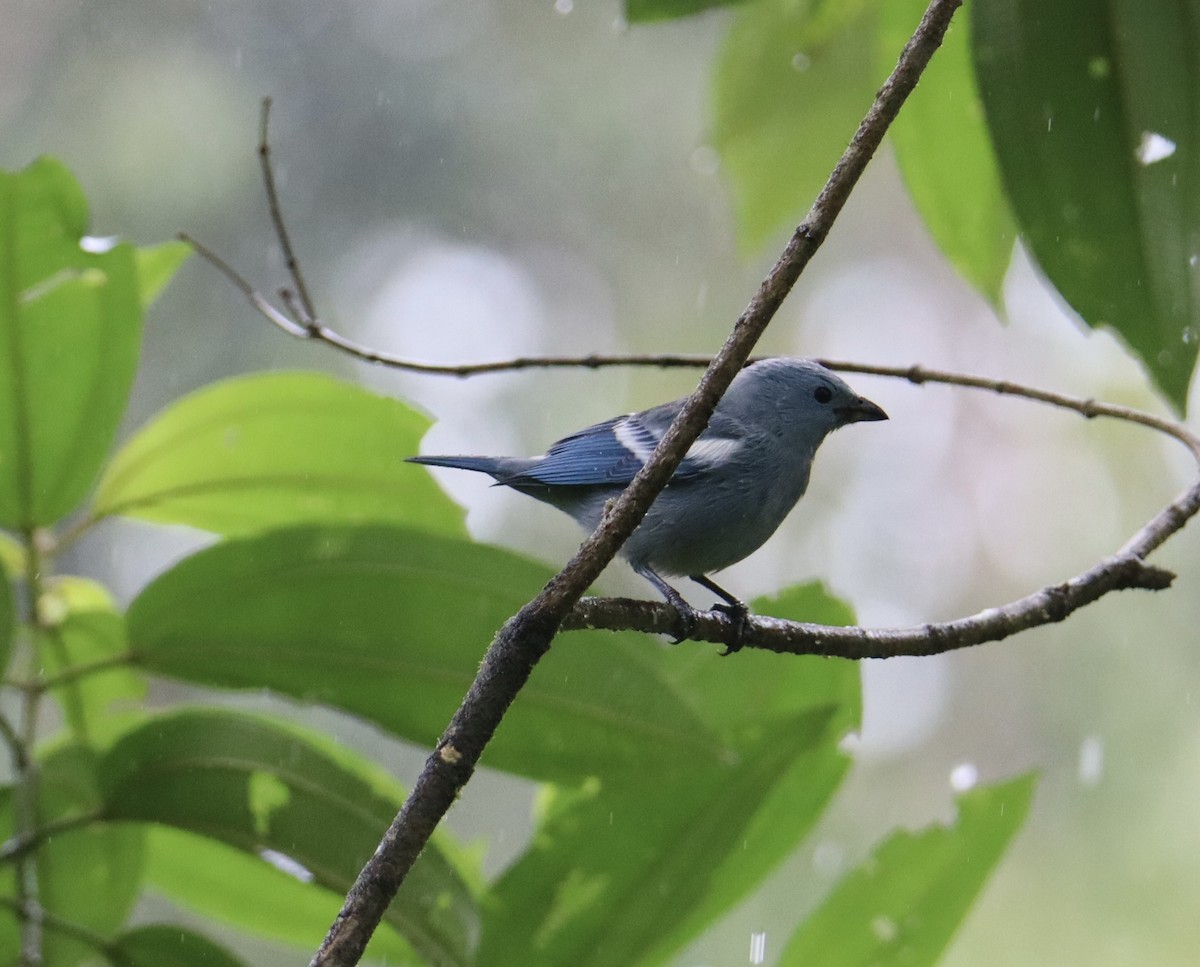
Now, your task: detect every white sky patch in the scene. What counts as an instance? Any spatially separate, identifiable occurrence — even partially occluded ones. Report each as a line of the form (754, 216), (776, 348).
(949, 762), (979, 792)
(1136, 131), (1176, 165)
(80, 235), (118, 254)
(1078, 735), (1105, 786)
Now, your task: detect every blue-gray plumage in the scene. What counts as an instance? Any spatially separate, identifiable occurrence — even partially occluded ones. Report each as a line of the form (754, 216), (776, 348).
(408, 358), (886, 639)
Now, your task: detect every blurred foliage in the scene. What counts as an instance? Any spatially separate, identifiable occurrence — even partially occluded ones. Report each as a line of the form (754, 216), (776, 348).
(971, 0), (1200, 412)
(4, 0), (1198, 964)
(700, 0), (1200, 409)
(712, 0), (878, 250)
(880, 0), (1016, 306)
(0, 156), (1026, 964)
(777, 775), (1036, 966)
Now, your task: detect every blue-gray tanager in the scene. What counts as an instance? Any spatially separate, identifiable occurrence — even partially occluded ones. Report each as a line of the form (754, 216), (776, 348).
(409, 357), (886, 638)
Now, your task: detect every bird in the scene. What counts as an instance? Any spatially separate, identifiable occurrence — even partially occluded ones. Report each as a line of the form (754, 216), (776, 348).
(408, 357), (887, 646)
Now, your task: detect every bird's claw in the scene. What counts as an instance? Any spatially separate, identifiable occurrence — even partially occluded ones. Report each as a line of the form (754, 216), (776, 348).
(667, 602), (701, 644)
(712, 601), (750, 655)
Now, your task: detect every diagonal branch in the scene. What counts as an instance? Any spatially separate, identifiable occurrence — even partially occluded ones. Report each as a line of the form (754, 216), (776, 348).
(308, 2), (965, 965)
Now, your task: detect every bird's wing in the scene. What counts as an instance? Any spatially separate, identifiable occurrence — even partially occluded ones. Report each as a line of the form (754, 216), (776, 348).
(504, 403), (746, 487)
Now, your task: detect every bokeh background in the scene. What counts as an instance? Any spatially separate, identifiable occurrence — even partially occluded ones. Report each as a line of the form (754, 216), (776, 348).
(3, 1), (1198, 964)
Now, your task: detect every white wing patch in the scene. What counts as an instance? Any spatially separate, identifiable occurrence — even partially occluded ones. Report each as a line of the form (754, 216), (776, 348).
(613, 416), (657, 462)
(684, 436), (742, 468)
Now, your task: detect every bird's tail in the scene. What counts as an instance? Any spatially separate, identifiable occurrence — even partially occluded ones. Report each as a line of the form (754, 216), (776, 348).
(406, 454), (510, 476)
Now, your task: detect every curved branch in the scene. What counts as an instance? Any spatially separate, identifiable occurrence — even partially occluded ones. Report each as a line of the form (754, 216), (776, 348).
(567, 547), (1185, 658)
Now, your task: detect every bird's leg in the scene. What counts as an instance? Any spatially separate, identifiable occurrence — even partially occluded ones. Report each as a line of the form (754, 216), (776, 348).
(689, 574), (749, 655)
(635, 565), (700, 643)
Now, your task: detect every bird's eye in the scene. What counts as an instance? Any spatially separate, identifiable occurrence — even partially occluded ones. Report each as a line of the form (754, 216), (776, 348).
(813, 386), (833, 404)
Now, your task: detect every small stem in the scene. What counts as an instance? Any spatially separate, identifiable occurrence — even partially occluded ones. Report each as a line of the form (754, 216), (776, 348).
(0, 711), (27, 772)
(0, 809), (106, 865)
(33, 653), (136, 694)
(14, 527), (45, 967)
(258, 97), (319, 324)
(0, 895), (115, 958)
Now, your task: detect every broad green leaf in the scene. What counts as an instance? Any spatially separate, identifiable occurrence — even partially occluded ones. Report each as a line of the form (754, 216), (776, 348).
(36, 745), (145, 967)
(480, 706), (843, 967)
(109, 925), (247, 967)
(125, 524), (727, 783)
(626, 0), (750, 22)
(0, 158), (145, 527)
(714, 0), (878, 249)
(143, 826), (421, 965)
(480, 583), (860, 966)
(93, 371), (465, 537)
(99, 709), (479, 967)
(38, 576), (144, 743)
(882, 2), (1015, 304)
(972, 0), (1200, 411)
(134, 239), (190, 309)
(778, 774), (1037, 966)
(626, 583), (860, 957)
(648, 582), (859, 740)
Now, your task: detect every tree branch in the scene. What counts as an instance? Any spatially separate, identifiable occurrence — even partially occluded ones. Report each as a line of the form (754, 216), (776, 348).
(308, 2), (965, 965)
(566, 551), (1182, 657)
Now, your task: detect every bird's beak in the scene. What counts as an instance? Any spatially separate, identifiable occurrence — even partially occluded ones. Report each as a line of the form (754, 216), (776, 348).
(838, 396), (888, 424)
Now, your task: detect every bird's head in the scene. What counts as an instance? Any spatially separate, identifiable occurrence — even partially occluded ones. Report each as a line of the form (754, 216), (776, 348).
(732, 357), (888, 439)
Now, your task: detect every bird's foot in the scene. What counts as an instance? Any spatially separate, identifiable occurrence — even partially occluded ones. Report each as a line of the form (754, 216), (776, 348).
(712, 601), (750, 655)
(667, 600), (701, 644)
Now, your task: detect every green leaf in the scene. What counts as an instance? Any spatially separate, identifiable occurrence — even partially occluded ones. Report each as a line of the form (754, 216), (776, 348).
(92, 371), (466, 537)
(482, 583), (859, 967)
(0, 785), (21, 955)
(142, 826), (422, 964)
(109, 924), (247, 967)
(778, 774), (1037, 966)
(714, 0), (879, 249)
(0, 530), (22, 575)
(650, 582), (859, 740)
(37, 577), (144, 744)
(125, 524), (728, 783)
(972, 0), (1200, 411)
(632, 584), (861, 959)
(480, 706), (845, 967)
(882, 2), (1016, 304)
(36, 745), (145, 967)
(134, 239), (190, 309)
(0, 158), (146, 527)
(99, 709), (479, 967)
(479, 583), (860, 966)
(0, 556), (11, 677)
(625, 0), (751, 22)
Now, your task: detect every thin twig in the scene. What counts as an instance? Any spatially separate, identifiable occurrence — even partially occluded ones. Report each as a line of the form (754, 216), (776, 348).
(309, 2), (964, 965)
(258, 97), (319, 323)
(821, 360), (1200, 458)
